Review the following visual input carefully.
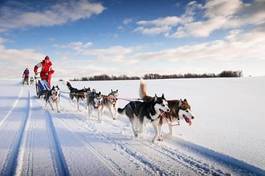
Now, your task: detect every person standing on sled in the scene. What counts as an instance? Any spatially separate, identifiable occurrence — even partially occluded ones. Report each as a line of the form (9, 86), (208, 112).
(34, 56), (55, 88)
(22, 68), (30, 85)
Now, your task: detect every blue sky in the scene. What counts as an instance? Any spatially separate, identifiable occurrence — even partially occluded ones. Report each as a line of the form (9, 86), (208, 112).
(0, 0), (265, 78)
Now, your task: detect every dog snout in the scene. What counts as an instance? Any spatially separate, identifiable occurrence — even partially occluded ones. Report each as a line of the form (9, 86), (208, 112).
(191, 116), (195, 119)
(166, 108), (170, 112)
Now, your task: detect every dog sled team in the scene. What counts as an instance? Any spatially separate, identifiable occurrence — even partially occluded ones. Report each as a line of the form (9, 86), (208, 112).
(65, 79), (195, 142)
(25, 56), (195, 142)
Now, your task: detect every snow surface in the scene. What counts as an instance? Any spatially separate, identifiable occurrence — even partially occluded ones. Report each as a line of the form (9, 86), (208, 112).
(0, 78), (264, 176)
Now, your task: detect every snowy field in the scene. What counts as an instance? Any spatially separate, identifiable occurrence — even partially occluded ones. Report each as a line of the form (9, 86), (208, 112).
(0, 77), (264, 176)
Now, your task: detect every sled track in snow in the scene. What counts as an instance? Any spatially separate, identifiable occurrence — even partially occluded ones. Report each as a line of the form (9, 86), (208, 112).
(61, 95), (230, 175)
(59, 95), (160, 175)
(55, 117), (126, 176)
(45, 108), (70, 176)
(17, 90), (70, 176)
(0, 87), (24, 129)
(60, 95), (192, 175)
(57, 111), (198, 176)
(69, 115), (212, 176)
(140, 141), (227, 176)
(0, 91), (30, 176)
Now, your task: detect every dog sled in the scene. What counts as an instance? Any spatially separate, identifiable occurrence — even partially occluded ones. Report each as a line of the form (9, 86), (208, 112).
(35, 76), (50, 98)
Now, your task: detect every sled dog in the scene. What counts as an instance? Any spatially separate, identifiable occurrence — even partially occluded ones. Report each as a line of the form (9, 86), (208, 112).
(139, 79), (195, 139)
(87, 89), (119, 122)
(66, 81), (90, 111)
(118, 94), (170, 142)
(87, 89), (103, 121)
(45, 85), (60, 113)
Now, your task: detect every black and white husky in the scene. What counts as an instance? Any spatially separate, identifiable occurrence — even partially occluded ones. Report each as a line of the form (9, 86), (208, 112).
(45, 85), (60, 113)
(118, 94), (170, 142)
(87, 89), (119, 122)
(139, 79), (195, 139)
(87, 90), (103, 121)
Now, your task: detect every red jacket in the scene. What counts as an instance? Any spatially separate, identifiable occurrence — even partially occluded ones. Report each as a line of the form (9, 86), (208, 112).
(34, 57), (54, 84)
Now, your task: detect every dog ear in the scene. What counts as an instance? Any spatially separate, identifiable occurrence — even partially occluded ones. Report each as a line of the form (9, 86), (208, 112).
(154, 94), (157, 101)
(184, 99), (187, 102)
(179, 100), (182, 107)
(99, 91), (101, 95)
(162, 93), (165, 99)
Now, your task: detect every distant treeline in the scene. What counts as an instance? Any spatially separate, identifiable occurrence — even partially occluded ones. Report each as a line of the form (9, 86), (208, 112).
(70, 70), (242, 81)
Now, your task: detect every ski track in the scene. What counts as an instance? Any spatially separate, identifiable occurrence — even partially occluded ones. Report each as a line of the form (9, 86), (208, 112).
(0, 89), (30, 176)
(0, 87), (24, 129)
(17, 95), (63, 175)
(45, 107), (70, 176)
(0, 87), (70, 176)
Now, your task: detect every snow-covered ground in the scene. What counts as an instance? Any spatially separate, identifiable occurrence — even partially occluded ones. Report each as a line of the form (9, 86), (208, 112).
(0, 77), (264, 176)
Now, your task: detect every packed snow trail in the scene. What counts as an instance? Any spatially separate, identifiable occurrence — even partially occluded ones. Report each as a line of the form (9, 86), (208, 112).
(0, 80), (265, 176)
(0, 89), (29, 176)
(59, 91), (265, 176)
(58, 95), (227, 176)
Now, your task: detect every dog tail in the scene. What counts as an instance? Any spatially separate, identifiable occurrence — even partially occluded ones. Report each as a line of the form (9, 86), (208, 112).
(139, 78), (147, 99)
(66, 81), (72, 90)
(117, 107), (125, 114)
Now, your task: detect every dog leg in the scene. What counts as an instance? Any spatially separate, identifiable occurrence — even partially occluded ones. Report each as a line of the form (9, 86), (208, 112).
(158, 124), (163, 141)
(56, 101), (60, 113)
(45, 101), (48, 110)
(152, 121), (159, 143)
(130, 118), (138, 138)
(77, 99), (81, 111)
(87, 105), (92, 119)
(49, 101), (54, 111)
(109, 106), (117, 120)
(112, 106), (117, 120)
(168, 123), (173, 137)
(97, 107), (102, 122)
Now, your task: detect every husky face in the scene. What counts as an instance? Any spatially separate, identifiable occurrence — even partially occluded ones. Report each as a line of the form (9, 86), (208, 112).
(178, 99), (194, 125)
(154, 94), (170, 113)
(51, 85), (60, 98)
(109, 89), (119, 97)
(93, 92), (103, 108)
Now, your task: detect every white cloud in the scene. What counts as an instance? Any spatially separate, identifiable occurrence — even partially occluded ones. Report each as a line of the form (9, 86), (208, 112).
(134, 16), (182, 35)
(55, 42), (135, 63)
(0, 0), (105, 32)
(1, 27), (265, 79)
(135, 0), (265, 38)
(0, 39), (44, 78)
(52, 27), (265, 77)
(135, 28), (265, 62)
(123, 18), (133, 25)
